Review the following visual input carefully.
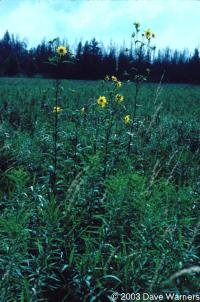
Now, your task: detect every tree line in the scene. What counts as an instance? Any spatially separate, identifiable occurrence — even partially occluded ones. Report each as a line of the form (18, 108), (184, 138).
(0, 31), (200, 83)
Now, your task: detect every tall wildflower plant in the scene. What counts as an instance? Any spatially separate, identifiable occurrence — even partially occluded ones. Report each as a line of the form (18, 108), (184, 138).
(127, 22), (156, 154)
(97, 76), (125, 179)
(47, 40), (73, 195)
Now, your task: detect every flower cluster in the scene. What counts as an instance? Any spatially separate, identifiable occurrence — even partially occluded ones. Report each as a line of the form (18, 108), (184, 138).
(132, 22), (155, 51)
(96, 93), (130, 124)
(104, 75), (122, 88)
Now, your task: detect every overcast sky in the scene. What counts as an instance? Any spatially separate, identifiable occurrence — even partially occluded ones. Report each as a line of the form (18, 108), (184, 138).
(0, 0), (200, 52)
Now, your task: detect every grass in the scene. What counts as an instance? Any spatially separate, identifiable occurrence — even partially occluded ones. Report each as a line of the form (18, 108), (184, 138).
(0, 77), (199, 301)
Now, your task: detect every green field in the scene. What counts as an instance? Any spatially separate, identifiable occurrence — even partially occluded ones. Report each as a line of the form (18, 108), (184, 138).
(0, 77), (199, 301)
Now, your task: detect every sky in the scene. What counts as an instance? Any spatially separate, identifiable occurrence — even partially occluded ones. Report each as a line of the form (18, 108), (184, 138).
(0, 0), (200, 52)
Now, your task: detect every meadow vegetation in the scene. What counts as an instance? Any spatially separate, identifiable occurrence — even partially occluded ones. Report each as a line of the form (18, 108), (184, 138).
(0, 76), (199, 301)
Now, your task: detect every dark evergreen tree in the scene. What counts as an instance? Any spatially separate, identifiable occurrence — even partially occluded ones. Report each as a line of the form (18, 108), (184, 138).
(189, 48), (200, 83)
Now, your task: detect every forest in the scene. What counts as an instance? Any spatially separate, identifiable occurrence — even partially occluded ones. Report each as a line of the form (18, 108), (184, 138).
(1, 30), (200, 83)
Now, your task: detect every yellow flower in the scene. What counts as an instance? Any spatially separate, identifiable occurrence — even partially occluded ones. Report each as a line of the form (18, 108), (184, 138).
(97, 96), (107, 108)
(53, 106), (62, 113)
(111, 75), (118, 82)
(116, 81), (122, 88)
(123, 115), (131, 124)
(115, 94), (124, 103)
(56, 46), (67, 56)
(105, 75), (110, 81)
(144, 29), (152, 40)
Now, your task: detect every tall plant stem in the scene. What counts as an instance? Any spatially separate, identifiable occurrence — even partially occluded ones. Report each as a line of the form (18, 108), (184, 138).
(103, 107), (114, 179)
(127, 80), (140, 155)
(103, 123), (112, 179)
(52, 77), (60, 195)
(73, 121), (78, 176)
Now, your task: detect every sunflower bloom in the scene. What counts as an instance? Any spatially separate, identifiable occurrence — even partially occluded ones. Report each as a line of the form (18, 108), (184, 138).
(56, 46), (67, 56)
(97, 96), (107, 108)
(53, 106), (62, 113)
(123, 115), (131, 124)
(115, 94), (124, 103)
(116, 81), (122, 88)
(144, 29), (152, 40)
(111, 75), (118, 82)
